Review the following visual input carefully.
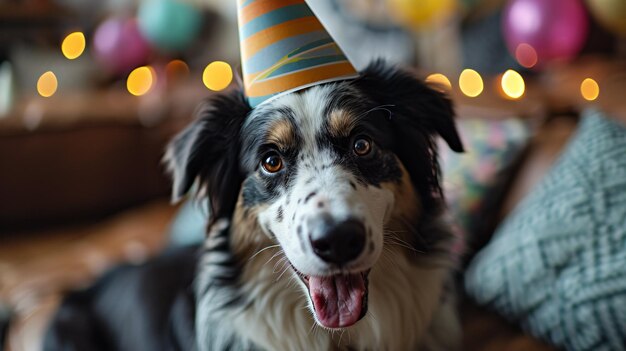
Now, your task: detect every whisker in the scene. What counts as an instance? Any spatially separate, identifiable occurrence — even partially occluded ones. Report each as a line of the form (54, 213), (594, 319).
(272, 257), (288, 273)
(286, 275), (300, 289)
(385, 240), (424, 255)
(248, 244), (281, 262)
(384, 231), (425, 254)
(263, 250), (284, 267)
(338, 329), (346, 345)
(355, 104), (396, 120)
(276, 261), (292, 281)
(308, 321), (320, 337)
(391, 217), (431, 250)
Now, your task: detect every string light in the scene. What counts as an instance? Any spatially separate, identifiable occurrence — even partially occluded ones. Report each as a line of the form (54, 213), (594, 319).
(501, 69), (525, 99)
(203, 61), (233, 91)
(425, 73), (452, 92)
(37, 71), (58, 97)
(127, 66), (156, 96)
(165, 60), (190, 82)
(459, 69), (483, 98)
(580, 78), (599, 101)
(515, 43), (538, 69)
(61, 32), (86, 60)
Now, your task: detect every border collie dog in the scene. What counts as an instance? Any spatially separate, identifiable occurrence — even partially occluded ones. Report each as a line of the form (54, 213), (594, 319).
(45, 62), (464, 351)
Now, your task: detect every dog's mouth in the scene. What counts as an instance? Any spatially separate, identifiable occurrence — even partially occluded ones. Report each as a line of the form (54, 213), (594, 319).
(292, 266), (370, 329)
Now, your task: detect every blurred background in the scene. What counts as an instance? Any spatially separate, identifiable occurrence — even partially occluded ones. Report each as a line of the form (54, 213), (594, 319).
(1, 0), (625, 350)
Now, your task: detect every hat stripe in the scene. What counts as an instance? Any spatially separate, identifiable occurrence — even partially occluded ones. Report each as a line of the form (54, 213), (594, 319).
(240, 0), (303, 25)
(239, 0), (256, 7)
(245, 33), (330, 73)
(241, 3), (312, 39)
(285, 39), (338, 59)
(246, 41), (341, 85)
(265, 54), (348, 79)
(246, 61), (355, 97)
(246, 63), (357, 106)
(242, 17), (324, 61)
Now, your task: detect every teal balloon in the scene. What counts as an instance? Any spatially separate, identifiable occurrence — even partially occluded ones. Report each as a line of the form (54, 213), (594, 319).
(137, 0), (203, 52)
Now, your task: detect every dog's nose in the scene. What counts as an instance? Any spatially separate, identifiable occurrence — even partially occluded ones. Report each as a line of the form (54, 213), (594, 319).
(309, 218), (366, 266)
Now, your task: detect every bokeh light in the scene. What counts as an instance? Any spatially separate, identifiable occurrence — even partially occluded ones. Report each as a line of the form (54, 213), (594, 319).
(501, 69), (525, 99)
(459, 69), (483, 98)
(426, 73), (452, 92)
(580, 78), (600, 101)
(61, 32), (86, 60)
(203, 61), (233, 91)
(37, 71), (58, 97)
(127, 66), (156, 96)
(165, 59), (190, 82)
(515, 43), (538, 68)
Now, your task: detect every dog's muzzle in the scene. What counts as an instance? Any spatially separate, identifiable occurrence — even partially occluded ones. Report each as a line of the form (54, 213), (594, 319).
(293, 215), (369, 329)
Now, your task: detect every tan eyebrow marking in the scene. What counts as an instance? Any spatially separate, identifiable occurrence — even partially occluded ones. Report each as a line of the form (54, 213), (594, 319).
(266, 118), (296, 150)
(328, 109), (356, 138)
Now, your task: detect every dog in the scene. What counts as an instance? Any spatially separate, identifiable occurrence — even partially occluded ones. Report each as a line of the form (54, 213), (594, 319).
(44, 61), (464, 351)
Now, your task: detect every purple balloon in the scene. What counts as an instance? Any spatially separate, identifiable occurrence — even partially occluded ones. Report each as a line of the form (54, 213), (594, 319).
(93, 17), (152, 75)
(502, 0), (589, 65)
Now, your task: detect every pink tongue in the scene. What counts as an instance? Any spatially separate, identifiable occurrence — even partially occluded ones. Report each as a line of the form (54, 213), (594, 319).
(309, 274), (365, 328)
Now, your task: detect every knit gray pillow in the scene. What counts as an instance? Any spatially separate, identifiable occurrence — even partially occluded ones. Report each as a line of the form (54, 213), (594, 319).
(465, 109), (626, 351)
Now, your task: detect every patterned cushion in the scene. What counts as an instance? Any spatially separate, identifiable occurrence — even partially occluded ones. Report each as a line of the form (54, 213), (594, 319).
(440, 117), (530, 245)
(464, 109), (626, 351)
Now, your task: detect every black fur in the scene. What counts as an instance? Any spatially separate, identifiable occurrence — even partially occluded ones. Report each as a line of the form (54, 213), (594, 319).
(166, 90), (252, 225)
(354, 61), (464, 214)
(44, 246), (199, 351)
(0, 305), (10, 351)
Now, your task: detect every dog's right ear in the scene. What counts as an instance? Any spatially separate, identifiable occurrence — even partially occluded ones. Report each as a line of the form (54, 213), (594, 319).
(164, 89), (252, 221)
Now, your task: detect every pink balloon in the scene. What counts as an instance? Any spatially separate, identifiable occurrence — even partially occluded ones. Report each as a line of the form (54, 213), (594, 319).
(93, 17), (152, 75)
(502, 0), (589, 65)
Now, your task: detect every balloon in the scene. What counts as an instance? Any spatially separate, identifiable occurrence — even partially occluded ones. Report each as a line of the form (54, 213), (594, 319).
(586, 0), (626, 36)
(387, 0), (456, 28)
(137, 0), (203, 52)
(502, 0), (589, 65)
(92, 17), (151, 75)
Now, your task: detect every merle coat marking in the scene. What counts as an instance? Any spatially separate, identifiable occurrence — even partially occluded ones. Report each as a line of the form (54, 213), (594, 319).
(44, 62), (464, 351)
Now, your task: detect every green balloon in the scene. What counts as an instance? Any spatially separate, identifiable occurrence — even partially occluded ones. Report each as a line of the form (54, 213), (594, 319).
(137, 0), (203, 52)
(586, 0), (626, 36)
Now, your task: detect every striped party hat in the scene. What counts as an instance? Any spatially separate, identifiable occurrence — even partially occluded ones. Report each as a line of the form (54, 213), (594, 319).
(237, 0), (358, 108)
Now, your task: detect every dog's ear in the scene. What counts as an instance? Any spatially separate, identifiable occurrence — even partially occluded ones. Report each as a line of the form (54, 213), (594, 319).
(353, 61), (464, 213)
(164, 89), (252, 221)
(354, 61), (464, 153)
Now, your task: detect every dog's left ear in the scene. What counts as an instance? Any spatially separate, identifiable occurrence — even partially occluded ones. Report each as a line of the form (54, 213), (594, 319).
(353, 61), (464, 214)
(354, 61), (464, 153)
(164, 89), (252, 222)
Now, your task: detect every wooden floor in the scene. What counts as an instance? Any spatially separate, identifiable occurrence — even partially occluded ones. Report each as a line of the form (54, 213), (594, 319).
(0, 199), (556, 351)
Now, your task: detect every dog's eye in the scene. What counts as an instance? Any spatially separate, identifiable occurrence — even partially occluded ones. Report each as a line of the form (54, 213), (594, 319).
(261, 152), (283, 173)
(353, 137), (372, 156)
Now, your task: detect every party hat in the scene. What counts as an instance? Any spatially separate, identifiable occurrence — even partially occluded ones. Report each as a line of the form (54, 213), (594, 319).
(237, 0), (358, 107)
